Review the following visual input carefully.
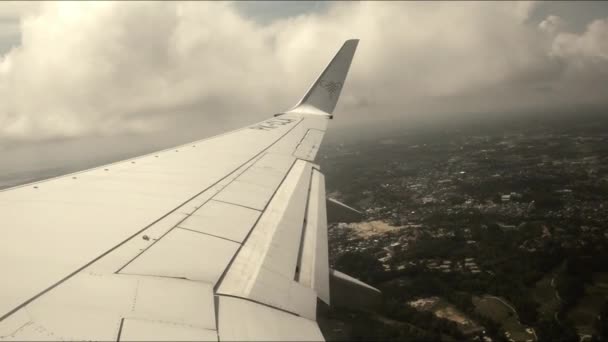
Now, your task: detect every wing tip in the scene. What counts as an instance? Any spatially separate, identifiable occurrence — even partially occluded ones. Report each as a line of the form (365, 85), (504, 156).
(288, 39), (359, 116)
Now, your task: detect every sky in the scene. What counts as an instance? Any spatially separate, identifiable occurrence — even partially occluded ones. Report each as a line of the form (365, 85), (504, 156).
(1, 1), (608, 185)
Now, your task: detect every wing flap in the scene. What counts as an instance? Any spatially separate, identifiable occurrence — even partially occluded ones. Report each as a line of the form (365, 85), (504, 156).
(296, 169), (330, 305)
(217, 160), (316, 318)
(119, 318), (217, 342)
(218, 296), (323, 342)
(2, 274), (217, 341)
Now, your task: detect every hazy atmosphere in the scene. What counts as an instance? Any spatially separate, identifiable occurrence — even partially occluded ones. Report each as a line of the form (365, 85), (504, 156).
(1, 1), (608, 184)
(2, 3), (608, 341)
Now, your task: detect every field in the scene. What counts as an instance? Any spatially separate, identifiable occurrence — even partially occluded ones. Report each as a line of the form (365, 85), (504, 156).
(473, 295), (536, 342)
(532, 273), (561, 320)
(347, 220), (402, 239)
(566, 272), (608, 338)
(408, 297), (483, 335)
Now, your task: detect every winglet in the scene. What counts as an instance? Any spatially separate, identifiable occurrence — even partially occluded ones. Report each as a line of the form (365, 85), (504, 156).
(288, 39), (359, 116)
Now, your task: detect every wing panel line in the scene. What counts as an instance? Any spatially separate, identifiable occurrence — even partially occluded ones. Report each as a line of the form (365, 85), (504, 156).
(294, 167), (315, 282)
(209, 199), (262, 213)
(116, 318), (125, 342)
(175, 227), (241, 244)
(216, 294), (300, 318)
(293, 129), (313, 154)
(113, 152), (269, 274)
(114, 119), (304, 274)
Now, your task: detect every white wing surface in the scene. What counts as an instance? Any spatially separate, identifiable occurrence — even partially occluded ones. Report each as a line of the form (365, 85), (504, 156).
(0, 39), (358, 341)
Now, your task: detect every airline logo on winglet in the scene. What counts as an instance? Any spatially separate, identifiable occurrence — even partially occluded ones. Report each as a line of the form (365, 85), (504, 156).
(249, 117), (297, 131)
(319, 79), (342, 99)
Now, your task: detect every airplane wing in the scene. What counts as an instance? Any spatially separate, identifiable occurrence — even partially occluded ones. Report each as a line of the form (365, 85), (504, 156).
(0, 39), (358, 341)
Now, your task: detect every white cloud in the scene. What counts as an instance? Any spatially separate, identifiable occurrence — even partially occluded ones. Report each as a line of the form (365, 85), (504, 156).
(539, 15), (566, 35)
(0, 1), (607, 142)
(536, 15), (608, 105)
(0, 2), (284, 140)
(551, 17), (608, 60)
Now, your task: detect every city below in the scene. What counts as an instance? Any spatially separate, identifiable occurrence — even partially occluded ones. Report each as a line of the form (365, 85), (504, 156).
(318, 111), (608, 342)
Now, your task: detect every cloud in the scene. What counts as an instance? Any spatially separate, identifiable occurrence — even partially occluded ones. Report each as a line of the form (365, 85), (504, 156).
(0, 1), (607, 142)
(0, 1), (41, 19)
(0, 2), (41, 54)
(540, 15), (567, 35)
(538, 15), (608, 105)
(550, 17), (608, 60)
(0, 2), (282, 140)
